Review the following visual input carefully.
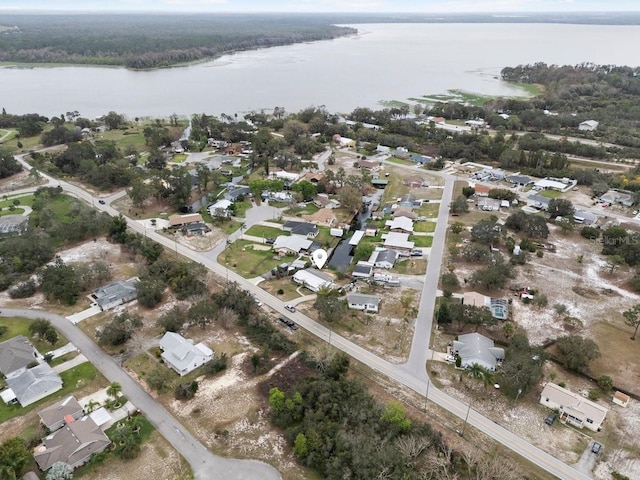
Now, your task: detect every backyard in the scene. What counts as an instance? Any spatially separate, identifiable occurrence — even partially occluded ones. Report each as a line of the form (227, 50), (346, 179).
(219, 240), (282, 278)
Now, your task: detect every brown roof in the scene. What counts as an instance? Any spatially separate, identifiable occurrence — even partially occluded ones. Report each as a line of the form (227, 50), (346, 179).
(392, 208), (417, 220)
(313, 195), (331, 206)
(474, 185), (491, 195)
(358, 160), (377, 169)
(303, 172), (326, 183)
(34, 416), (111, 470)
(303, 209), (337, 226)
(614, 391), (630, 403)
(38, 396), (83, 429)
(169, 213), (203, 227)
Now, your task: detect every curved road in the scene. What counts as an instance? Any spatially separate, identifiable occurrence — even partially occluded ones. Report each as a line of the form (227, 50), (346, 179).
(9, 151), (592, 480)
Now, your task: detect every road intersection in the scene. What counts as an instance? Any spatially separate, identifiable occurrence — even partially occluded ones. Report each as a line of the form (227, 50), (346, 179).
(5, 152), (594, 479)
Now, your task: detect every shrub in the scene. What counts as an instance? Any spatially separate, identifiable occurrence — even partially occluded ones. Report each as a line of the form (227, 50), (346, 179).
(588, 389), (601, 401)
(175, 381), (198, 400)
(536, 250), (544, 258)
(441, 272), (459, 290)
(8, 279), (36, 299)
(277, 288), (284, 295)
(204, 353), (228, 375)
(597, 375), (613, 392)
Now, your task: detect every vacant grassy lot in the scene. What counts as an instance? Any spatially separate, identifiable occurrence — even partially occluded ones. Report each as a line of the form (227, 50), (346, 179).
(589, 321), (640, 395)
(393, 258), (428, 275)
(171, 153), (188, 163)
(99, 127), (148, 153)
(0, 316), (69, 353)
(382, 173), (410, 204)
(387, 157), (414, 166)
(414, 221), (436, 233)
(417, 203), (439, 218)
(245, 225), (286, 238)
(259, 277), (304, 301)
(220, 240), (282, 278)
(287, 203), (320, 216)
(410, 235), (433, 248)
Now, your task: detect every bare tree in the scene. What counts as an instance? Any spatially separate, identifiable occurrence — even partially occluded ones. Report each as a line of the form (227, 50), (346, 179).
(217, 307), (239, 330)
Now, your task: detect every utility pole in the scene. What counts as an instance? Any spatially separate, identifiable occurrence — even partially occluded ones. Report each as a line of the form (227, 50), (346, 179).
(460, 402), (472, 437)
(424, 380), (430, 410)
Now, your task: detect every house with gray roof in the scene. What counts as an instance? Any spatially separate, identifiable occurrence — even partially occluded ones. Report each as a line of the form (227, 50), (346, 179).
(452, 333), (504, 371)
(38, 396), (84, 431)
(351, 262), (373, 279)
(573, 210), (598, 225)
(292, 268), (335, 292)
(224, 185), (251, 202)
(34, 416), (111, 471)
(527, 194), (550, 211)
(347, 294), (381, 313)
(273, 235), (313, 255)
(90, 278), (139, 311)
(160, 332), (214, 377)
(3, 363), (63, 407)
(368, 248), (397, 269)
(505, 174), (533, 186)
(283, 220), (319, 238)
(0, 215), (29, 236)
(0, 335), (40, 376)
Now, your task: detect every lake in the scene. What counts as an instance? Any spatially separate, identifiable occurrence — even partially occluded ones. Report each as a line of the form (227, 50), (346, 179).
(2, 22), (640, 119)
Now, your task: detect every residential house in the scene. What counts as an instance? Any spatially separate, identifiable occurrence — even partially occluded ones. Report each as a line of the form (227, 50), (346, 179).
(208, 199), (233, 218)
(3, 364), (63, 407)
(90, 278), (139, 311)
(476, 197), (501, 212)
(371, 179), (389, 189)
(330, 228), (344, 237)
(283, 220), (319, 238)
(410, 154), (431, 165)
(272, 235), (313, 255)
(302, 209), (337, 227)
(183, 222), (210, 236)
(302, 172), (325, 184)
(573, 210), (598, 225)
(224, 185), (251, 202)
(391, 207), (418, 220)
(505, 175), (533, 186)
(313, 194), (331, 208)
(351, 263), (373, 279)
(539, 382), (608, 431)
(347, 294), (381, 313)
(403, 176), (425, 188)
(527, 194), (550, 211)
(578, 120), (599, 131)
(465, 119), (486, 128)
(462, 291), (488, 307)
(0, 335), (40, 376)
(293, 268), (335, 292)
(38, 396), (84, 432)
(169, 213), (204, 228)
(160, 332), (214, 376)
(333, 135), (356, 148)
(357, 160), (378, 170)
(452, 333), (504, 371)
(394, 147), (410, 159)
(600, 189), (635, 207)
(368, 248), (397, 269)
(376, 145), (391, 154)
(613, 391), (630, 408)
(348, 230), (365, 247)
(0, 215), (29, 236)
(382, 232), (415, 252)
(34, 416), (111, 471)
(535, 178), (569, 191)
(473, 184), (491, 197)
(472, 168), (504, 181)
(397, 194), (421, 209)
(263, 191), (293, 203)
(385, 216), (414, 234)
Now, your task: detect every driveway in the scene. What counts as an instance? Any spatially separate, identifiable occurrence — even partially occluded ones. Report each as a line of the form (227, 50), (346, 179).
(573, 440), (599, 476)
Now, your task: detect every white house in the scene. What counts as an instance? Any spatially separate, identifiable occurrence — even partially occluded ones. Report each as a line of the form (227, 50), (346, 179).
(208, 199), (233, 218)
(382, 232), (415, 252)
(347, 294), (381, 313)
(385, 216), (414, 234)
(452, 333), (504, 371)
(539, 382), (608, 432)
(272, 235), (313, 255)
(293, 268), (335, 292)
(578, 120), (599, 131)
(159, 332), (213, 377)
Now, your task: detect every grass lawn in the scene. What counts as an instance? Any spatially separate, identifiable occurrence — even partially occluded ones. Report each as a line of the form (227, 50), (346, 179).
(0, 316), (69, 353)
(417, 203), (439, 218)
(233, 200), (251, 218)
(259, 277), (304, 301)
(0, 128), (16, 143)
(0, 207), (25, 216)
(171, 153), (188, 163)
(316, 226), (340, 248)
(245, 225), (286, 238)
(414, 221), (436, 233)
(0, 194), (35, 208)
(410, 235), (433, 248)
(539, 189), (562, 199)
(219, 240), (283, 278)
(387, 157), (415, 166)
(393, 258), (428, 275)
(287, 203), (320, 216)
(99, 128), (148, 153)
(0, 363), (102, 423)
(382, 174), (410, 205)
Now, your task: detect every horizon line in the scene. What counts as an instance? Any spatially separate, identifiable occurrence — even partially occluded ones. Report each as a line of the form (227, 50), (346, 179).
(1, 10), (639, 15)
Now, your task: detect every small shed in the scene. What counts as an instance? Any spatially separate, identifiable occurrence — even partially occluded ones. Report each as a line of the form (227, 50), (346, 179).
(613, 391), (630, 408)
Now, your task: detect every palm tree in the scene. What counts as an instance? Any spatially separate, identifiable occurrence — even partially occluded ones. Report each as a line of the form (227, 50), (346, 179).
(106, 382), (122, 400)
(467, 363), (486, 380)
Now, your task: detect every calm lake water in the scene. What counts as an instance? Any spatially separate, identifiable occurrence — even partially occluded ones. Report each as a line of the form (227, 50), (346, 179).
(2, 23), (640, 119)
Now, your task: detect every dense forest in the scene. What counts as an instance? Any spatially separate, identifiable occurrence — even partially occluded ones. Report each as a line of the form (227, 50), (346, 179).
(0, 14), (356, 69)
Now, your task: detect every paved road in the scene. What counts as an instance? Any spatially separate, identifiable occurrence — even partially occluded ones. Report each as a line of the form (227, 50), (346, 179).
(0, 309), (281, 480)
(10, 150), (593, 480)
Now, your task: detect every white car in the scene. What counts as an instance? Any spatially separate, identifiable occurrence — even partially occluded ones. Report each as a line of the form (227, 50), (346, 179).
(445, 355), (457, 363)
(285, 304), (296, 312)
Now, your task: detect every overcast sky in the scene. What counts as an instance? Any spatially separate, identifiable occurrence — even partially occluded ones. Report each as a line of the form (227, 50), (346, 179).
(2, 0), (639, 13)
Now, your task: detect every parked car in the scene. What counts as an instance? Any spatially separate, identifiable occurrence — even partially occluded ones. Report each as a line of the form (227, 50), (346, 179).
(265, 237), (276, 244)
(410, 250), (423, 257)
(445, 355), (456, 363)
(98, 199), (106, 205)
(545, 413), (556, 425)
(416, 216), (427, 222)
(285, 304), (296, 312)
(591, 442), (602, 454)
